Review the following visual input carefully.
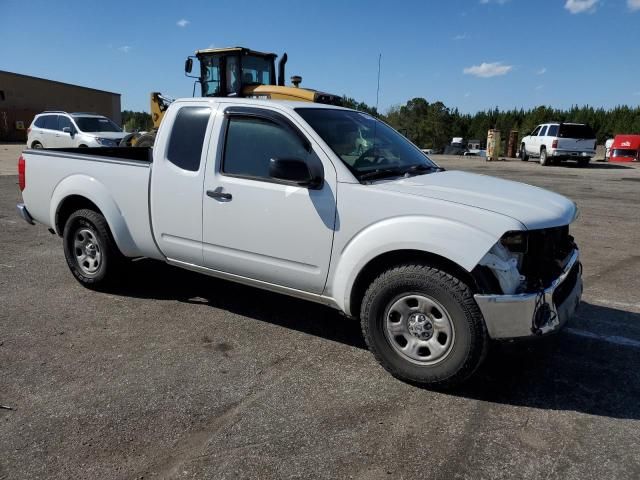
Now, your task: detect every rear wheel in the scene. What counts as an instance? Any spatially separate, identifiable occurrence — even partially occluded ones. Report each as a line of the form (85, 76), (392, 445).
(31, 141), (42, 149)
(539, 147), (549, 166)
(360, 264), (488, 388)
(63, 209), (124, 289)
(520, 144), (528, 161)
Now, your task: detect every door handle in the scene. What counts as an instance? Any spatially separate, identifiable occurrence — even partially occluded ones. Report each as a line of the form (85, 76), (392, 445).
(206, 189), (232, 201)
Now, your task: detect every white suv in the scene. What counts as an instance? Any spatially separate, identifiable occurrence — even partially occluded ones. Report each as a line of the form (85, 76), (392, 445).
(520, 122), (596, 167)
(27, 112), (125, 149)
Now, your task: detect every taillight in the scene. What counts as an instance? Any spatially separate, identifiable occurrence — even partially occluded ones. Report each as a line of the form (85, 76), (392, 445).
(18, 155), (25, 191)
(552, 139), (558, 149)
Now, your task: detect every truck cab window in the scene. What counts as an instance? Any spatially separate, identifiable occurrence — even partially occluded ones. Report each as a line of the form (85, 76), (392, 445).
(223, 117), (308, 179)
(166, 107), (210, 172)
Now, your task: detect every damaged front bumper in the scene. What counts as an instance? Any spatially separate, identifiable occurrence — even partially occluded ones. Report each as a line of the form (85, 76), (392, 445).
(474, 249), (582, 339)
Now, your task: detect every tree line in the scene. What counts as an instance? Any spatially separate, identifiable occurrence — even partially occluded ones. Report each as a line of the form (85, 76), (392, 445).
(123, 97), (640, 148)
(343, 96), (640, 149)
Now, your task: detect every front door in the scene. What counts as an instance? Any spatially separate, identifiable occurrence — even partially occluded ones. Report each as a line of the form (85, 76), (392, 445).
(201, 105), (337, 294)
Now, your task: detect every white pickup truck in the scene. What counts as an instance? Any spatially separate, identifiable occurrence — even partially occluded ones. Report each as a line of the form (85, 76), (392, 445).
(16, 98), (583, 387)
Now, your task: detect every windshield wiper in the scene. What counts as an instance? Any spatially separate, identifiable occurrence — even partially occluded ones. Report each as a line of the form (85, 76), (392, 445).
(403, 164), (445, 175)
(358, 167), (405, 181)
(358, 164), (444, 182)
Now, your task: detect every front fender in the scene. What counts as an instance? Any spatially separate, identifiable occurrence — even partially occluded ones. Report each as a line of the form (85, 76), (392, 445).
(328, 215), (511, 316)
(50, 174), (141, 257)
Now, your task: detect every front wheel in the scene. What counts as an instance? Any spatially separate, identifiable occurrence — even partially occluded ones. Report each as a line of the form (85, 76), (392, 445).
(360, 264), (488, 388)
(63, 209), (124, 289)
(520, 144), (528, 161)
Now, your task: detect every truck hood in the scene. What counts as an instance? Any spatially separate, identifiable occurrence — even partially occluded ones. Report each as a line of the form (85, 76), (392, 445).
(372, 171), (577, 230)
(81, 132), (125, 140)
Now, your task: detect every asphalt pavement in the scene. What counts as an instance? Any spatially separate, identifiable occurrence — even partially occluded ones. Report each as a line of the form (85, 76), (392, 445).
(1, 149), (639, 479)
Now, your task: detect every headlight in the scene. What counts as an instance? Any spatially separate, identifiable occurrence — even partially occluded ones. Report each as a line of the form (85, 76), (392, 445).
(95, 137), (116, 146)
(500, 231), (528, 253)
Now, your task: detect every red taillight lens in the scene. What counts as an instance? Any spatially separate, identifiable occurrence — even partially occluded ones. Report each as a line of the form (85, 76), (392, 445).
(552, 139), (558, 149)
(18, 155), (25, 191)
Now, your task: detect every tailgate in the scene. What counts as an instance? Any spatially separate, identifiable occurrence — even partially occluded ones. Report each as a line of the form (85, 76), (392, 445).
(557, 124), (596, 151)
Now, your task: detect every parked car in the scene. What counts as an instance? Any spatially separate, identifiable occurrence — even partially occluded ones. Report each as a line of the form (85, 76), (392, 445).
(609, 135), (640, 163)
(16, 98), (582, 387)
(27, 111), (125, 149)
(520, 122), (596, 166)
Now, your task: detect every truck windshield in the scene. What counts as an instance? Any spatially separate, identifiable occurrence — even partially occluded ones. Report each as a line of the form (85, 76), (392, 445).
(296, 108), (439, 181)
(611, 149), (637, 158)
(73, 116), (121, 133)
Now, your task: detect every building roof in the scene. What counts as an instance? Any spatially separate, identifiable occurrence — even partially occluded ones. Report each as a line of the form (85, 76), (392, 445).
(0, 70), (120, 96)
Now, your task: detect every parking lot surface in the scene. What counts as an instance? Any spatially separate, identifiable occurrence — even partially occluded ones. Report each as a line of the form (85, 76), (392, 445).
(1, 151), (640, 479)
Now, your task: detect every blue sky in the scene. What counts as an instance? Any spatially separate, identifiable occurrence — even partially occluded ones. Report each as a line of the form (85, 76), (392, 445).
(2, 0), (639, 114)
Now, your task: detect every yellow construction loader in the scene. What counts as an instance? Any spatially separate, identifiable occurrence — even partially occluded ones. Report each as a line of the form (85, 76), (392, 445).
(124, 47), (342, 147)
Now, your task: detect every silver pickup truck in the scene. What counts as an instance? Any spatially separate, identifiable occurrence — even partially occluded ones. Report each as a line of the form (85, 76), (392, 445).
(16, 98), (583, 387)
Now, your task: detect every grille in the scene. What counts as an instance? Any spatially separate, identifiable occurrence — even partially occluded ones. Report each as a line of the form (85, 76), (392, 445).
(552, 262), (580, 307)
(520, 226), (574, 290)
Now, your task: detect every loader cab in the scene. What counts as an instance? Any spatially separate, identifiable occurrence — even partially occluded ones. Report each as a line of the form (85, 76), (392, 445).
(186, 47), (278, 98)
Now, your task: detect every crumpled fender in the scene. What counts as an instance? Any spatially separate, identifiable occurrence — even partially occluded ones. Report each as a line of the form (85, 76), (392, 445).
(50, 174), (141, 257)
(327, 215), (521, 316)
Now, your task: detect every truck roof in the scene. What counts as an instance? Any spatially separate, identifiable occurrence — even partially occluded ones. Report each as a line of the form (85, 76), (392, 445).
(171, 97), (353, 113)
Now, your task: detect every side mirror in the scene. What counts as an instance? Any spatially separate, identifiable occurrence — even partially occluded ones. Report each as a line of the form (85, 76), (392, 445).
(62, 127), (74, 137)
(269, 157), (322, 189)
(185, 58), (193, 74)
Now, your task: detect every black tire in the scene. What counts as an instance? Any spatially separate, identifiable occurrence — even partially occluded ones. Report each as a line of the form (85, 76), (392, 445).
(62, 209), (124, 289)
(539, 147), (549, 166)
(520, 144), (528, 161)
(31, 141), (43, 149)
(78, 144), (88, 148)
(577, 157), (590, 167)
(360, 264), (488, 388)
(134, 132), (156, 148)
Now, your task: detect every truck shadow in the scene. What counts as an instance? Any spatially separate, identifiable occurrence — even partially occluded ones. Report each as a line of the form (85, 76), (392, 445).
(113, 259), (640, 420)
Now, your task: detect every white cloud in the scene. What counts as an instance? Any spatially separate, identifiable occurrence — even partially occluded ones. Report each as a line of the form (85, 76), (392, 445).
(629, 0), (640, 11)
(536, 67), (547, 75)
(564, 0), (599, 14)
(118, 45), (131, 53)
(463, 62), (513, 78)
(535, 85), (544, 90)
(177, 18), (190, 27)
(464, 92), (471, 97)
(480, 0), (510, 4)
(453, 33), (469, 40)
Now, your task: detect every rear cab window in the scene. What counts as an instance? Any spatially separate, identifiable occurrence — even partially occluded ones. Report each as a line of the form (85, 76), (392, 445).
(559, 124), (595, 139)
(166, 106), (211, 172)
(547, 125), (559, 136)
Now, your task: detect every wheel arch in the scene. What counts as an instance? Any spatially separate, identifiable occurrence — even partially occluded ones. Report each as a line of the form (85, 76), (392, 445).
(50, 175), (141, 257)
(348, 249), (480, 319)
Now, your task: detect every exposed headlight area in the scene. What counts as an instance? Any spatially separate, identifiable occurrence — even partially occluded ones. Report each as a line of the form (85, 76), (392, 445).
(94, 137), (118, 147)
(478, 226), (577, 295)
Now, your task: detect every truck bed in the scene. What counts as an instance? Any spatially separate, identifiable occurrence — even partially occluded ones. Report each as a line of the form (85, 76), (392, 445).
(20, 146), (161, 260)
(46, 147), (153, 163)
